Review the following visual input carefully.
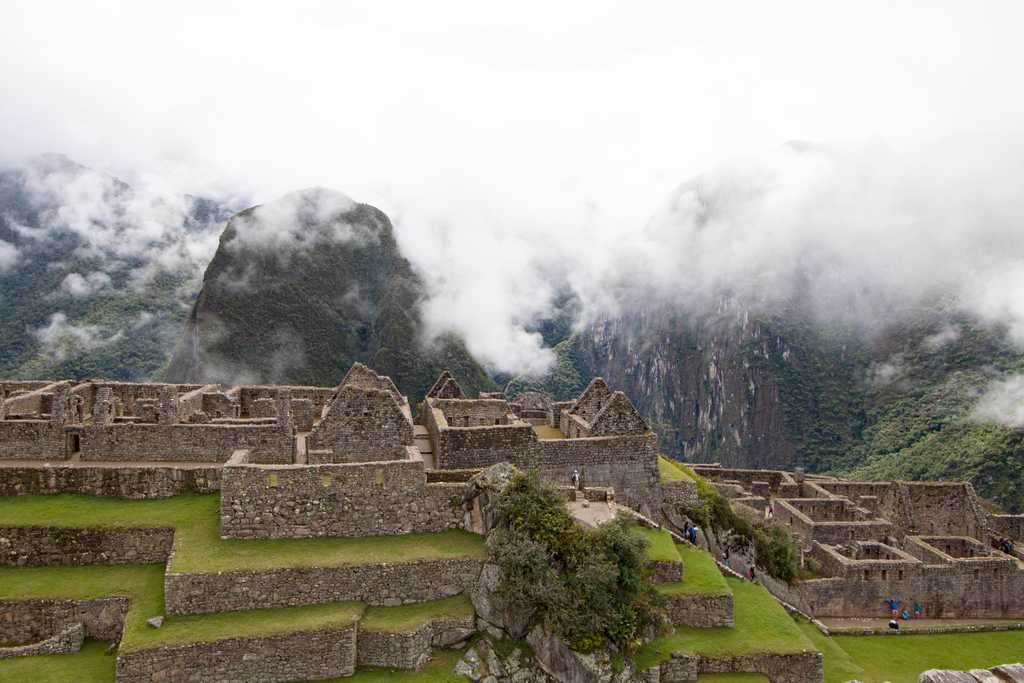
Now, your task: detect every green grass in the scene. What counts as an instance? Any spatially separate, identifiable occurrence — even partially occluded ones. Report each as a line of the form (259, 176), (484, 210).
(0, 494), (487, 573)
(0, 563), (164, 653)
(657, 544), (731, 596)
(795, 619), (867, 683)
(827, 629), (1024, 683)
(659, 455), (694, 482)
(361, 595), (474, 633)
(635, 578), (814, 669)
(125, 602), (364, 653)
(0, 639), (116, 682)
(637, 526), (681, 564)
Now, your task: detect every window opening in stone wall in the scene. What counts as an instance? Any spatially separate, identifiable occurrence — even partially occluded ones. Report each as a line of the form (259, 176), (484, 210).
(68, 433), (81, 455)
(881, 569), (887, 580)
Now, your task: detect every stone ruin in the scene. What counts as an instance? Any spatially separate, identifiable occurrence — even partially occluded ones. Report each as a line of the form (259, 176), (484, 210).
(688, 464), (1024, 622)
(3, 364), (1021, 682)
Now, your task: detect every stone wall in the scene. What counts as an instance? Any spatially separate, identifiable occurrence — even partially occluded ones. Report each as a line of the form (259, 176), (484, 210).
(164, 559), (483, 614)
(306, 385), (414, 463)
(568, 378), (611, 423)
(0, 597), (129, 643)
(1, 381), (65, 416)
(433, 398), (514, 425)
(356, 613), (475, 670)
(662, 593), (734, 627)
(0, 622), (83, 660)
(662, 480), (700, 510)
(0, 420), (67, 460)
(219, 449), (464, 539)
(0, 463), (221, 498)
(992, 514), (1024, 540)
(589, 391), (650, 437)
(0, 526), (173, 566)
(116, 624), (357, 683)
(656, 651), (823, 683)
(78, 423), (293, 463)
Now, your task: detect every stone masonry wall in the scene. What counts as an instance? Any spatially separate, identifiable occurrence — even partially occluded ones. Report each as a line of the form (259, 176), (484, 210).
(356, 612), (476, 670)
(164, 559), (483, 614)
(657, 651), (824, 683)
(0, 463), (221, 498)
(0, 597), (129, 643)
(0, 622), (84, 660)
(219, 449), (463, 539)
(0, 420), (67, 460)
(116, 624), (357, 683)
(306, 385), (414, 463)
(663, 593), (734, 627)
(79, 423), (293, 463)
(0, 526), (173, 566)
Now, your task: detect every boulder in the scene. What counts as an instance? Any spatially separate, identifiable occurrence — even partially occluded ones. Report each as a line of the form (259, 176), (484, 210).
(526, 625), (635, 683)
(992, 665), (1024, 683)
(470, 562), (534, 639)
(145, 616), (164, 629)
(456, 647), (484, 681)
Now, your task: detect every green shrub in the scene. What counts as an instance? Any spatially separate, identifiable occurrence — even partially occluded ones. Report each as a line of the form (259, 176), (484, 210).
(490, 471), (665, 654)
(684, 472), (800, 584)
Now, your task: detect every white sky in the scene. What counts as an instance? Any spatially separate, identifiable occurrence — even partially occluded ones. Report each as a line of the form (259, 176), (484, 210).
(3, 1), (1024, 374)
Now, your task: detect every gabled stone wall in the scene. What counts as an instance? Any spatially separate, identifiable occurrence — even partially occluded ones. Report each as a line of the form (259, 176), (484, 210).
(306, 385), (414, 463)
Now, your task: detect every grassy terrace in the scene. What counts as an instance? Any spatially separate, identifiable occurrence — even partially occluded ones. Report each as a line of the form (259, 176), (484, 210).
(635, 578), (815, 670)
(0, 494), (487, 573)
(0, 640), (115, 682)
(637, 525), (681, 564)
(805, 623), (1024, 683)
(361, 595), (474, 633)
(658, 544), (731, 597)
(659, 455), (694, 482)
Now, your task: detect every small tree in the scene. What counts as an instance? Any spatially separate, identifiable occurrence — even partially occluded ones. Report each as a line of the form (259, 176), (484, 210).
(490, 470), (665, 653)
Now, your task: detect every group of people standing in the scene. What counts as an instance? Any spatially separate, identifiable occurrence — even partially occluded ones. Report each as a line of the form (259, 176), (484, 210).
(885, 598), (924, 631)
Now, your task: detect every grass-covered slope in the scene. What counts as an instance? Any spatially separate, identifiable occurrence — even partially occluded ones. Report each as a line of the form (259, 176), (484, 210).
(0, 494), (487, 573)
(164, 188), (496, 400)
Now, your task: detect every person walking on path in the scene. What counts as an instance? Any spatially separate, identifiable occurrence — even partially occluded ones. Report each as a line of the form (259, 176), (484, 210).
(571, 468), (580, 490)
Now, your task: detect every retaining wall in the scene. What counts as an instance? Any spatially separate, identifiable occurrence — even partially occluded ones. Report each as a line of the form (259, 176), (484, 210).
(164, 559), (483, 615)
(0, 526), (173, 566)
(116, 624), (357, 683)
(0, 463), (221, 498)
(0, 597), (129, 643)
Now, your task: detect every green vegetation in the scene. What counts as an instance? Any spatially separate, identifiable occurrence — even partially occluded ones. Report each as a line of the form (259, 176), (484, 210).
(126, 602), (364, 653)
(658, 455), (694, 482)
(657, 544), (730, 597)
(636, 526), (679, 564)
(635, 578), (814, 670)
(796, 618), (1024, 683)
(490, 471), (665, 653)
(0, 494), (487, 574)
(360, 595), (474, 633)
(0, 639), (116, 682)
(684, 471), (801, 584)
(164, 196), (497, 399)
(0, 563), (164, 653)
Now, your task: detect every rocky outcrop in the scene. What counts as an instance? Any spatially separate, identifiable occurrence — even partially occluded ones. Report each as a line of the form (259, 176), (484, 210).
(469, 562), (534, 639)
(920, 664), (1024, 683)
(526, 626), (637, 683)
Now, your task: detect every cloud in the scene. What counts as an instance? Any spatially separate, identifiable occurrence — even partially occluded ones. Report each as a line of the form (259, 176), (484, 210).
(3, 4), (1024, 375)
(31, 312), (123, 361)
(922, 324), (962, 351)
(971, 375), (1024, 429)
(60, 271), (112, 298)
(226, 188), (366, 252)
(0, 239), (16, 273)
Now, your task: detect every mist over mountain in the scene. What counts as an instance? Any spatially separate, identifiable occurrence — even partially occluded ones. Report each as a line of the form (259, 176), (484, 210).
(165, 187), (496, 399)
(0, 154), (235, 380)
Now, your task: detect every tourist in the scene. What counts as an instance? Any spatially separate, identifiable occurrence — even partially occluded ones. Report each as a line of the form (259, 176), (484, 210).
(888, 619), (900, 632)
(571, 468), (580, 490)
(724, 548), (731, 569)
(914, 602), (923, 619)
(901, 609), (910, 620)
(886, 598), (901, 617)
(748, 566), (757, 582)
